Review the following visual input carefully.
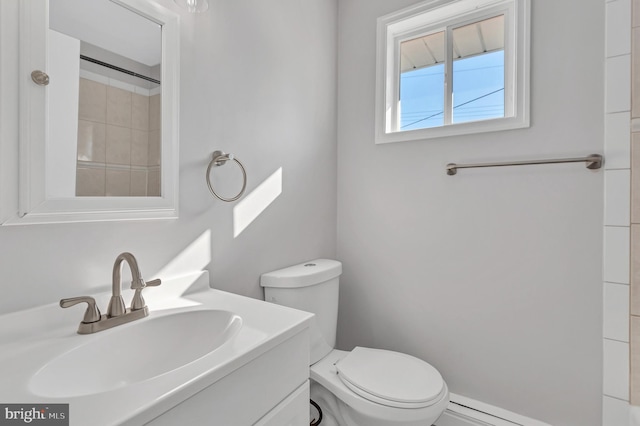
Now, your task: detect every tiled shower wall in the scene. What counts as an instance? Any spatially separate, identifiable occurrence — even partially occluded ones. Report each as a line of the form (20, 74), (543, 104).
(603, 0), (632, 423)
(601, 0), (640, 422)
(632, 0), (640, 405)
(76, 76), (161, 197)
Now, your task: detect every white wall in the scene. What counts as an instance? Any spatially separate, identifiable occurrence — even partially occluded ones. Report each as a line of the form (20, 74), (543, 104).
(336, 1), (604, 425)
(0, 0), (337, 313)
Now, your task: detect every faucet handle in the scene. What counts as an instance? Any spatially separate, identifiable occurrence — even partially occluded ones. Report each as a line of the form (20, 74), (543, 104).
(145, 278), (162, 287)
(60, 296), (102, 323)
(131, 278), (162, 311)
(130, 277), (161, 290)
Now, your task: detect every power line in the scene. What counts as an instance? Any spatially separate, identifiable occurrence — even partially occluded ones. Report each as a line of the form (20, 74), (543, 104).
(400, 87), (504, 129)
(401, 104), (504, 117)
(401, 64), (504, 79)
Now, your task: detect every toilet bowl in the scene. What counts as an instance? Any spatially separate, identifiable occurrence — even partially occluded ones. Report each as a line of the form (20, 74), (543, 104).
(311, 349), (449, 426)
(261, 259), (449, 426)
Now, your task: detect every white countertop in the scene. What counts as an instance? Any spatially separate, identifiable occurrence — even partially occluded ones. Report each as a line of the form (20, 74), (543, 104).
(0, 271), (313, 426)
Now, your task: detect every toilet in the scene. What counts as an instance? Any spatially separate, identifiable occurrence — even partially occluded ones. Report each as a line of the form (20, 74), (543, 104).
(260, 259), (449, 426)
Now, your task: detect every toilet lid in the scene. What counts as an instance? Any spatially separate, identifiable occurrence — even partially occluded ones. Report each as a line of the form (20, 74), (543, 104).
(335, 347), (445, 409)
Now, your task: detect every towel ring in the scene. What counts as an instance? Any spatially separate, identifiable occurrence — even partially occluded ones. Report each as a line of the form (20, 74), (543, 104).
(206, 151), (247, 202)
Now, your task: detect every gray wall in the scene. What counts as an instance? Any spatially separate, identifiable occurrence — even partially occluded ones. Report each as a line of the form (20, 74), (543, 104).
(0, 0), (337, 313)
(335, 1), (604, 425)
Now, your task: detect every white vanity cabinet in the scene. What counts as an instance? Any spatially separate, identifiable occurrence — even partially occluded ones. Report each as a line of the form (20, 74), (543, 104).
(145, 329), (310, 426)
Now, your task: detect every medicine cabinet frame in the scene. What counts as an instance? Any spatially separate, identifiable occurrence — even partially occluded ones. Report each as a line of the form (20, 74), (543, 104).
(5, 0), (180, 225)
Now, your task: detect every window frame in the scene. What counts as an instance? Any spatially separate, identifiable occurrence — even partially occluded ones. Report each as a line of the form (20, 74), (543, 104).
(375, 0), (530, 144)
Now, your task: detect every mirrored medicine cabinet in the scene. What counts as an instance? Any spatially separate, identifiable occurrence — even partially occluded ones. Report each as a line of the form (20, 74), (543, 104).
(6, 0), (179, 225)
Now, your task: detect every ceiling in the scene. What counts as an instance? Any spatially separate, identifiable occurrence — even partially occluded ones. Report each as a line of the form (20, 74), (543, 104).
(49, 0), (162, 67)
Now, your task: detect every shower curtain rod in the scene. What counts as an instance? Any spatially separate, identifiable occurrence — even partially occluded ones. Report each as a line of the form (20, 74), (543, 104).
(80, 55), (160, 85)
(446, 154), (604, 176)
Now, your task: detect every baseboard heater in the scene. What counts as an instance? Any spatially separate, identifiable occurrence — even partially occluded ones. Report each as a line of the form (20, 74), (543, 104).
(435, 393), (552, 426)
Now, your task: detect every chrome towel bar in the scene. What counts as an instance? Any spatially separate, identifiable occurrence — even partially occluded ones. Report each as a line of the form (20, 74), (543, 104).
(446, 154), (603, 176)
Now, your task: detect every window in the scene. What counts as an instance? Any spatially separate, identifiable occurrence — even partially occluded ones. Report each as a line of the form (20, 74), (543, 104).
(375, 0), (530, 144)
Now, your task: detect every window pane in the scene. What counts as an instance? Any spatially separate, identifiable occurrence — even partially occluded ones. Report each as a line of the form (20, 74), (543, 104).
(399, 31), (445, 130)
(452, 15), (505, 124)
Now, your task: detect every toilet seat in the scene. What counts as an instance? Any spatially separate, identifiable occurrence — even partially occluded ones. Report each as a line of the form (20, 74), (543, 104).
(311, 349), (449, 424)
(335, 347), (445, 409)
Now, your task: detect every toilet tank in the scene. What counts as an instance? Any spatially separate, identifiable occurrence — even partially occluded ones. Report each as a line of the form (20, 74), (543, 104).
(260, 259), (342, 365)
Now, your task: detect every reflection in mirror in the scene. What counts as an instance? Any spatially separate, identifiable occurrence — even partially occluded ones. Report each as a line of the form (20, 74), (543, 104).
(11, 0), (178, 225)
(49, 0), (162, 197)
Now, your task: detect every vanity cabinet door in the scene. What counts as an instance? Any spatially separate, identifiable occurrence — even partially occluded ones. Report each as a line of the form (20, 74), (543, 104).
(254, 381), (310, 426)
(144, 330), (310, 426)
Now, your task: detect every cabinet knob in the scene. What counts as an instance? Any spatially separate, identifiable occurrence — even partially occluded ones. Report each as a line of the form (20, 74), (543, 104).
(31, 70), (49, 86)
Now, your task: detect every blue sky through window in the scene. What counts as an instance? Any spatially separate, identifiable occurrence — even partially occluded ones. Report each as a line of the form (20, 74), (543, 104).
(400, 64), (445, 130)
(400, 50), (505, 130)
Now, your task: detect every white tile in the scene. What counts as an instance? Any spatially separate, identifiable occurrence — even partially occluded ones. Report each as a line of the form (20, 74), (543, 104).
(604, 282), (630, 341)
(603, 395), (630, 426)
(78, 78), (107, 123)
(105, 125), (131, 165)
(633, 140), (640, 223)
(607, 55), (632, 113)
(76, 167), (105, 196)
(106, 86), (132, 128)
(632, 226), (640, 314)
(605, 226), (631, 284)
(604, 338), (630, 400)
(608, 0), (632, 58)
(606, 170), (631, 225)
(632, 404), (640, 425)
(631, 316), (640, 401)
(606, 112), (631, 169)
(105, 169), (131, 197)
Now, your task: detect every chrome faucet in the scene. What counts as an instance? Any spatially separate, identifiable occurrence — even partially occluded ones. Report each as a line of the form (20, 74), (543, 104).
(108, 252), (161, 317)
(60, 252), (161, 334)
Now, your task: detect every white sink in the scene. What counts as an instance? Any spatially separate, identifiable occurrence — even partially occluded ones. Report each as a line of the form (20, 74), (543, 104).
(29, 309), (242, 397)
(0, 271), (313, 426)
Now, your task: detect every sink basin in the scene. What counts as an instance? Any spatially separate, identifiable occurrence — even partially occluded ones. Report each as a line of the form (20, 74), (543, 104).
(29, 309), (242, 397)
(0, 271), (314, 426)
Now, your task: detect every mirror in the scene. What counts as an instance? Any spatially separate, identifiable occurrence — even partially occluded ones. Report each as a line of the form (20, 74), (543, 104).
(9, 0), (179, 225)
(50, 0), (162, 197)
